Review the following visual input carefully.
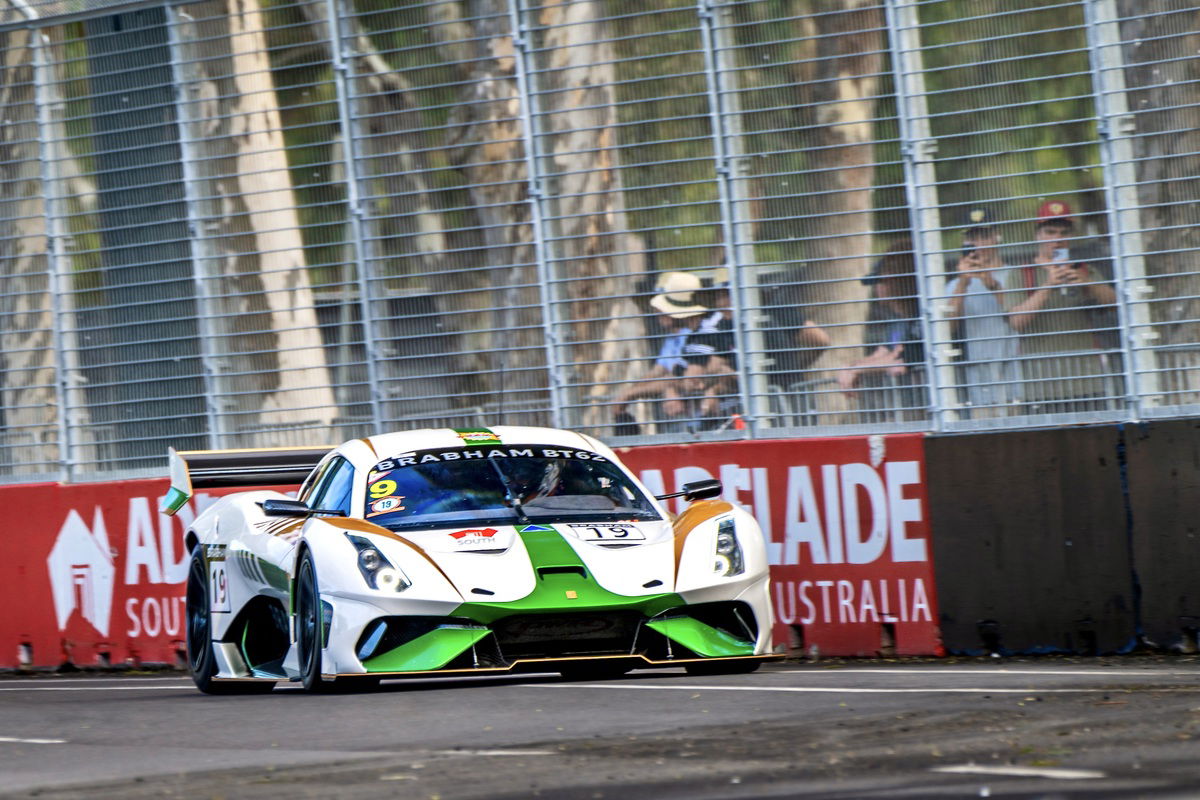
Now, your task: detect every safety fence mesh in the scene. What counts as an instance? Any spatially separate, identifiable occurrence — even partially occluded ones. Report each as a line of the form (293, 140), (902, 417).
(0, 0), (1197, 480)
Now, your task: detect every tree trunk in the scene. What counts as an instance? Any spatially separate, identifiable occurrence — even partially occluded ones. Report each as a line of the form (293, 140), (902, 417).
(783, 1), (884, 422)
(177, 0), (337, 443)
(427, 0), (549, 417)
(533, 0), (647, 430)
(0, 28), (60, 473)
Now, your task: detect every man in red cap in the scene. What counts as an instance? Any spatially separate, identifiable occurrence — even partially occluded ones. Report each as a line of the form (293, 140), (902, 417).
(1002, 200), (1119, 413)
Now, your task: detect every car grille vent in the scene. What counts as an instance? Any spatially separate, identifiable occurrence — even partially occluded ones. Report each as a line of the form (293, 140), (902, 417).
(355, 616), (475, 662)
(492, 611), (642, 659)
(536, 566), (587, 579)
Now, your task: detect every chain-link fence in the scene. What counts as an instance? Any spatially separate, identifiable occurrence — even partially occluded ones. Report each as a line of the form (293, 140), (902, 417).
(0, 0), (1197, 482)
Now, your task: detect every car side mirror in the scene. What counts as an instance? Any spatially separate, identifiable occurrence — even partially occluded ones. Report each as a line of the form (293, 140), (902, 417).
(655, 478), (723, 502)
(261, 498), (315, 517)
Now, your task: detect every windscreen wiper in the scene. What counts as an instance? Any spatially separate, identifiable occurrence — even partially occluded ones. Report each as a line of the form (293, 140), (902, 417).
(487, 458), (530, 524)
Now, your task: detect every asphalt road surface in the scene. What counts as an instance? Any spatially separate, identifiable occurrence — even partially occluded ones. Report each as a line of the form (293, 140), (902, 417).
(4, 658), (1200, 799)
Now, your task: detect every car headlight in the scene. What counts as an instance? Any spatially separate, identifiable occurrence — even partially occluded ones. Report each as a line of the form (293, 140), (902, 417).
(713, 518), (745, 577)
(345, 534), (411, 591)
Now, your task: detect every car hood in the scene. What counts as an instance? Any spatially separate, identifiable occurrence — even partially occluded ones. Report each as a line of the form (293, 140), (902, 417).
(398, 519), (678, 602)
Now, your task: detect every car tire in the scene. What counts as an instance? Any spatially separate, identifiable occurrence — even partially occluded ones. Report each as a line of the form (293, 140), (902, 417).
(296, 549), (334, 692)
(296, 550), (382, 693)
(186, 548), (275, 694)
(683, 659), (762, 676)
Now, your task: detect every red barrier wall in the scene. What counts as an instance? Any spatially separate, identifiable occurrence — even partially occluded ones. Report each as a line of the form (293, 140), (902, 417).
(0, 481), (266, 669)
(0, 434), (940, 668)
(618, 434), (941, 657)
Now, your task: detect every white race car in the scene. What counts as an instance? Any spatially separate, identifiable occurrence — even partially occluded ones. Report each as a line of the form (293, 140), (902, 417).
(162, 426), (776, 693)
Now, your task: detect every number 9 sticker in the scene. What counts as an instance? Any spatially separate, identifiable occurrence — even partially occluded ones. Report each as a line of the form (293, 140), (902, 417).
(369, 479), (397, 499)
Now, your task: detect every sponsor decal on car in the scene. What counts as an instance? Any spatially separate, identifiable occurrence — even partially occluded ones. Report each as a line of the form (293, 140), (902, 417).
(447, 528), (504, 549)
(448, 528), (498, 540)
(371, 447), (606, 471)
(367, 496), (405, 517)
(454, 427), (503, 446)
(517, 524), (555, 533)
(568, 523), (644, 541)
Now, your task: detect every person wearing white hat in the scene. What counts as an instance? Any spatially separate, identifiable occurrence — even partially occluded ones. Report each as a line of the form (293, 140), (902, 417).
(647, 271), (709, 319)
(612, 271), (711, 435)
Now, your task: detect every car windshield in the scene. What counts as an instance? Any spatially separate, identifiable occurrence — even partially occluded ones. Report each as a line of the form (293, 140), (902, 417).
(362, 445), (661, 531)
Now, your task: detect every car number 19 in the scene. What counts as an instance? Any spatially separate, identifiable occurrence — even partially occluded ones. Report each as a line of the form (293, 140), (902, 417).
(209, 562), (231, 613)
(569, 523), (645, 541)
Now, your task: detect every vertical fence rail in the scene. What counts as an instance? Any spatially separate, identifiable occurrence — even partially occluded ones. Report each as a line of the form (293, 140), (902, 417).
(1084, 0), (1153, 421)
(166, 6), (220, 450)
(698, 0), (754, 436)
(886, 0), (950, 431)
(29, 18), (74, 479)
(510, 0), (563, 431)
(328, 0), (383, 437)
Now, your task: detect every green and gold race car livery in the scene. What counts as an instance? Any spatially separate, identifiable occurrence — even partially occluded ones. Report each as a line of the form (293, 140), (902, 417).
(163, 426), (776, 693)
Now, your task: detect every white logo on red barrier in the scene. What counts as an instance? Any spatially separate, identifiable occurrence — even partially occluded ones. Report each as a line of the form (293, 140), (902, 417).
(46, 508), (116, 637)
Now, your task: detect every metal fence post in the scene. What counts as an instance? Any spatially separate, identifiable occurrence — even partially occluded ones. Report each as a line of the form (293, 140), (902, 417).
(1084, 0), (1156, 420)
(509, 0), (564, 430)
(885, 0), (955, 430)
(698, 0), (757, 437)
(326, 0), (384, 436)
(166, 6), (221, 449)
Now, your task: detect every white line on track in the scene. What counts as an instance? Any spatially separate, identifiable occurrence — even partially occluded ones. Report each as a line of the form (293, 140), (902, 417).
(932, 764), (1106, 780)
(525, 682), (1171, 694)
(0, 678), (189, 684)
(779, 668), (1197, 677)
(0, 736), (67, 744)
(431, 749), (556, 757)
(0, 685), (192, 692)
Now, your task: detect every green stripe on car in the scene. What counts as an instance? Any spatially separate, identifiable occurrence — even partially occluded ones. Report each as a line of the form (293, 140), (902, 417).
(363, 627), (490, 672)
(452, 528), (680, 624)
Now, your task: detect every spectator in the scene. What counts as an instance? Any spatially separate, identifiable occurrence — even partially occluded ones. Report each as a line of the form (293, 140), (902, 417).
(838, 239), (927, 420)
(945, 209), (1021, 417)
(690, 267), (831, 426)
(1004, 200), (1119, 414)
(756, 270), (832, 389)
(612, 271), (711, 434)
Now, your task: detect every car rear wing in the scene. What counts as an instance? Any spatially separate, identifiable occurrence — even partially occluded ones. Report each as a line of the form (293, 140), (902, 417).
(160, 446), (331, 515)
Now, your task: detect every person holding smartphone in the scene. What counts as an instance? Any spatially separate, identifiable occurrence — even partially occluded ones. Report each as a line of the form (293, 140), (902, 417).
(946, 209), (1021, 417)
(1003, 200), (1120, 414)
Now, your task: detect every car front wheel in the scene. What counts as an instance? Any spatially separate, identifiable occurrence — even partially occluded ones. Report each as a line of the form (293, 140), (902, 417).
(186, 548), (274, 694)
(296, 550), (379, 693)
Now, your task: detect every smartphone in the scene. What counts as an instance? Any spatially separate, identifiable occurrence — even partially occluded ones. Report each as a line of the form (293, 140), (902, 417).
(961, 246), (976, 259)
(1053, 248), (1072, 295)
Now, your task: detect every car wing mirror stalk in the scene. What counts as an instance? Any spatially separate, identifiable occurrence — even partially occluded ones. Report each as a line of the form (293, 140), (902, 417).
(655, 478), (723, 503)
(260, 498), (342, 517)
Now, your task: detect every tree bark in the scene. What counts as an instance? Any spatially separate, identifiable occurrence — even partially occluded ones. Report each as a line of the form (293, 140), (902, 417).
(0, 28), (60, 473)
(177, 0), (337, 442)
(779, 1), (883, 422)
(533, 0), (647, 430)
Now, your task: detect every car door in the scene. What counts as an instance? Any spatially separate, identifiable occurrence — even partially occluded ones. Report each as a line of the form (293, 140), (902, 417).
(242, 457), (354, 604)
